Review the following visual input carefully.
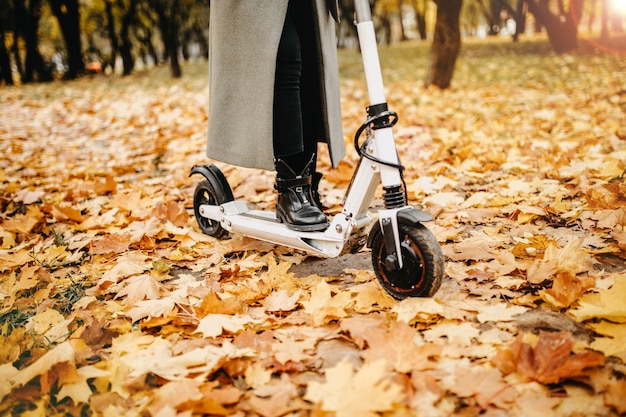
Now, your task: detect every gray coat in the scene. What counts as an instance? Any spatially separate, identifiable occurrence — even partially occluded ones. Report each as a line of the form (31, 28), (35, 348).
(206, 0), (345, 170)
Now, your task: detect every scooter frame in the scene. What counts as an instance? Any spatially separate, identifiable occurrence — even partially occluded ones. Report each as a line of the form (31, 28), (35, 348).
(191, 0), (443, 298)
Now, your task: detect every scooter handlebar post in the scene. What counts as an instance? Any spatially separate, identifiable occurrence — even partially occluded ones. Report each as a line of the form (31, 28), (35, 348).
(354, 0), (372, 23)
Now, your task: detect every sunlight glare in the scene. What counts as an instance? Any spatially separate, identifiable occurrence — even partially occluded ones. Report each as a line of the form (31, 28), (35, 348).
(611, 0), (626, 14)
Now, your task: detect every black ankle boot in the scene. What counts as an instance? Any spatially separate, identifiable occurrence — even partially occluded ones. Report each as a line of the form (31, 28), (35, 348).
(275, 156), (328, 232)
(311, 171), (324, 210)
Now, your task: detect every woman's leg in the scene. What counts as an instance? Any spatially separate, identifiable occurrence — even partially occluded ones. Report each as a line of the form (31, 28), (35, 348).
(273, 2), (327, 231)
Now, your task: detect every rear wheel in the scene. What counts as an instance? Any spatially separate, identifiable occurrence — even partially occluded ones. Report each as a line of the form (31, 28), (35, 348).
(370, 223), (444, 299)
(193, 180), (229, 239)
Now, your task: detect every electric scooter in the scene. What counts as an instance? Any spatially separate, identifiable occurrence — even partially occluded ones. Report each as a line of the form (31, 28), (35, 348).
(190, 0), (444, 299)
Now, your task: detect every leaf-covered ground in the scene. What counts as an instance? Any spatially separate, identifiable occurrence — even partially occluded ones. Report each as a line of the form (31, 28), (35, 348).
(1, 37), (625, 416)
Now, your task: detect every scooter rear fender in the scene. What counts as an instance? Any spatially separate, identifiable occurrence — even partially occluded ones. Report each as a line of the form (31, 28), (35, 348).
(189, 164), (234, 202)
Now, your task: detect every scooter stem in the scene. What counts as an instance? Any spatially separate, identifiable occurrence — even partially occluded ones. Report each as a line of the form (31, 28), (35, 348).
(354, 0), (386, 105)
(353, 0), (402, 188)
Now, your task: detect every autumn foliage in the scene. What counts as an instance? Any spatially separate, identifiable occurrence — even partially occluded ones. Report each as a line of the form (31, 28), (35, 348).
(1, 38), (626, 416)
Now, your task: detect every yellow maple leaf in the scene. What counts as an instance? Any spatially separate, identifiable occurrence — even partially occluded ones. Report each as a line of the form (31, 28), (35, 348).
(25, 308), (72, 344)
(305, 359), (403, 417)
(56, 365), (110, 404)
(588, 320), (626, 359)
(303, 280), (352, 326)
(244, 362), (272, 389)
(349, 281), (396, 313)
(262, 289), (301, 312)
(9, 340), (75, 389)
(570, 276), (626, 323)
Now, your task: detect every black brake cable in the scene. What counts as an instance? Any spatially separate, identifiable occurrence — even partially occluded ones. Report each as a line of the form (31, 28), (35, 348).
(354, 110), (409, 204)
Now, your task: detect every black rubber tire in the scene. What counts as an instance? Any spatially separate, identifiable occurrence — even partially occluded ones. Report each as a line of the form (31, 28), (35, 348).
(193, 180), (229, 239)
(370, 222), (444, 299)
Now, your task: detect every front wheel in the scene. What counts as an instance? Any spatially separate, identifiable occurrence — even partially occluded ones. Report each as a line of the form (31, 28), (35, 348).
(370, 222), (444, 299)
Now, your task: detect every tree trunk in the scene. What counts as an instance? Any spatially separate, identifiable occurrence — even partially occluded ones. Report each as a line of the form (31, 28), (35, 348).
(120, 0), (139, 76)
(0, 22), (13, 85)
(49, 0), (84, 79)
(514, 0), (527, 41)
(17, 0), (53, 83)
(414, 0), (427, 40)
(169, 0), (181, 77)
(104, 0), (119, 72)
(398, 0), (409, 41)
(153, 0), (182, 78)
(477, 0), (499, 35)
(525, 0), (581, 53)
(425, 0), (462, 89)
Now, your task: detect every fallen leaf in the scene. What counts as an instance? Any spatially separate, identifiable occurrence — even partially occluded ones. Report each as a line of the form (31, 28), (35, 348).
(494, 331), (605, 384)
(305, 359), (403, 417)
(569, 276), (626, 323)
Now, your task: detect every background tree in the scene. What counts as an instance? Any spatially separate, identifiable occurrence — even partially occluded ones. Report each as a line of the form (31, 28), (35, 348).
(103, 0), (119, 70)
(16, 0), (54, 83)
(152, 0), (182, 78)
(524, 0), (584, 52)
(119, 0), (140, 75)
(0, 5), (13, 85)
(425, 0), (463, 88)
(412, 0), (429, 40)
(48, 0), (84, 79)
(133, 2), (160, 67)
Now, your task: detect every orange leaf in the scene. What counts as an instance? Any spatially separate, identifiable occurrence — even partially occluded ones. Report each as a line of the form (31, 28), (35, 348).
(93, 174), (117, 195)
(497, 331), (605, 384)
(52, 205), (85, 222)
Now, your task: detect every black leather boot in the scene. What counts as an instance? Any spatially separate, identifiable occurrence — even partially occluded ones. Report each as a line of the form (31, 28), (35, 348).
(275, 156), (328, 232)
(311, 171), (324, 210)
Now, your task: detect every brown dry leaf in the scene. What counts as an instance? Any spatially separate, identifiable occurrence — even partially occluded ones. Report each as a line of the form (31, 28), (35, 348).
(451, 366), (516, 409)
(539, 271), (595, 308)
(116, 274), (164, 303)
(51, 205), (85, 222)
(1, 206), (43, 235)
(89, 234), (131, 254)
(495, 331), (605, 384)
(147, 379), (203, 416)
(340, 315), (387, 349)
(194, 291), (245, 317)
(151, 201), (190, 227)
(93, 174), (117, 195)
(526, 238), (595, 284)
